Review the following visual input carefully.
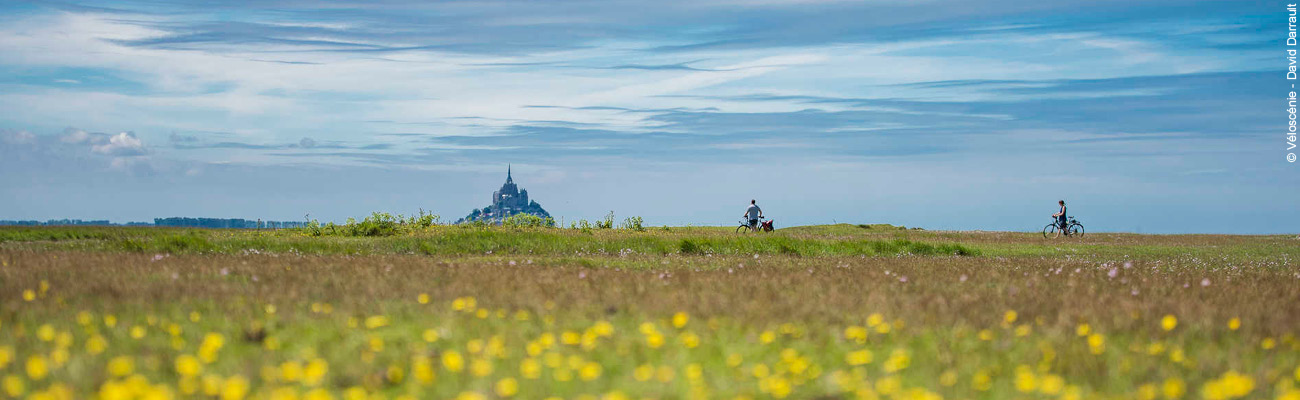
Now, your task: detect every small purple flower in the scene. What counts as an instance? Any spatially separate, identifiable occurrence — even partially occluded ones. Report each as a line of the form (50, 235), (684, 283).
(959, 274), (968, 282)
(899, 276), (908, 283)
(1107, 268), (1118, 278)
(1201, 278), (1211, 287)
(578, 271), (587, 279)
(508, 260), (517, 266)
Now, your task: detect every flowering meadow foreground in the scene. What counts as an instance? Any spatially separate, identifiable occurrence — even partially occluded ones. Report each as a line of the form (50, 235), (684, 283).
(1, 225), (1298, 400)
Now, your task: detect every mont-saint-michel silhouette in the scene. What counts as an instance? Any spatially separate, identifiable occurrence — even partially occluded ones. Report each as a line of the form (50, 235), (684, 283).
(457, 165), (552, 224)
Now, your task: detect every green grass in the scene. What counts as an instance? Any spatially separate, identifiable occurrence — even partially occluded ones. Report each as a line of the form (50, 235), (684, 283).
(1, 225), (1297, 399)
(1, 226), (980, 258)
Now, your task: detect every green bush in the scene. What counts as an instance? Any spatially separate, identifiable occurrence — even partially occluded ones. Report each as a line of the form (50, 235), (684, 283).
(620, 216), (645, 231)
(595, 211), (615, 229)
(503, 213), (554, 228)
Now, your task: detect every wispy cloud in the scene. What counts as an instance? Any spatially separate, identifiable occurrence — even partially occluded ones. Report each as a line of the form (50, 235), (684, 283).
(0, 0), (1286, 232)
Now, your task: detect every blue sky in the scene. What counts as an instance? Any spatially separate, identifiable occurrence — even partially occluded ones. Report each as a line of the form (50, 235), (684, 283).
(0, 0), (1288, 233)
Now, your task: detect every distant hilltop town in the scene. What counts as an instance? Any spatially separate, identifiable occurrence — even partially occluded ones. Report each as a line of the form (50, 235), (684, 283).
(458, 165), (553, 224)
(2, 166), (553, 228)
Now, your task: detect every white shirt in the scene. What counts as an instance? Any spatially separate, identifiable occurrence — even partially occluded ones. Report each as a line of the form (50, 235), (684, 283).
(745, 204), (762, 220)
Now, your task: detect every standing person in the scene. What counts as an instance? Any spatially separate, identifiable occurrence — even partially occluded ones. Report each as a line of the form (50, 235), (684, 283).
(1052, 200), (1068, 233)
(744, 200), (763, 232)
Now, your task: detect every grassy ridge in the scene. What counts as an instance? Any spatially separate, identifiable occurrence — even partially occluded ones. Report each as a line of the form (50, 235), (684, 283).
(1, 226), (978, 257)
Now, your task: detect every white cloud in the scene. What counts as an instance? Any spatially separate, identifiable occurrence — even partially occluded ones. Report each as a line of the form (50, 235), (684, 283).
(60, 128), (92, 144)
(1, 130), (36, 145)
(92, 132), (147, 156)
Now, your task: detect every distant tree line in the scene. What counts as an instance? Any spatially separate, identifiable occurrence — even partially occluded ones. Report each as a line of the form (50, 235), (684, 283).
(152, 217), (306, 229)
(0, 218), (306, 229)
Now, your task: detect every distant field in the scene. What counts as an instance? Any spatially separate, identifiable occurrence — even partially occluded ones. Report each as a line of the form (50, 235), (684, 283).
(1, 225), (1297, 399)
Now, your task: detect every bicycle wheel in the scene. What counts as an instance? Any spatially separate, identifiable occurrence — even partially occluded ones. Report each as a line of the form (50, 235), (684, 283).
(1069, 223), (1084, 237)
(736, 224), (749, 234)
(1042, 224), (1059, 238)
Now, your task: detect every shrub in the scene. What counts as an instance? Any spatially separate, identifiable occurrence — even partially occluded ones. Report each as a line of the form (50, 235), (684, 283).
(305, 219), (323, 236)
(595, 211), (615, 229)
(503, 213), (554, 228)
(344, 212), (400, 237)
(620, 216), (645, 232)
(415, 209), (440, 227)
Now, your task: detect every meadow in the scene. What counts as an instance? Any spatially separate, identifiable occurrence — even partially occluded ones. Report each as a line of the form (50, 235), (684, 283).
(1, 223), (1298, 400)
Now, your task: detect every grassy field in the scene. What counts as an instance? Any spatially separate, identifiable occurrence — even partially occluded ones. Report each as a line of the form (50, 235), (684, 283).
(1, 224), (1298, 400)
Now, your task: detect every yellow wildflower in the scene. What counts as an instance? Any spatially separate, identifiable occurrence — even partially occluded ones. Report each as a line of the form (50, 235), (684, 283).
(1040, 374), (1064, 395)
(220, 375), (249, 400)
(846, 349), (873, 366)
(175, 355), (201, 377)
(2, 375), (24, 397)
(1162, 377), (1185, 399)
(1160, 315), (1177, 331)
(672, 312), (689, 328)
(1014, 366), (1038, 393)
(443, 350), (464, 372)
(104, 356), (133, 377)
(580, 362), (602, 381)
(26, 355), (48, 380)
(495, 377), (518, 397)
(363, 315), (389, 329)
(304, 388), (333, 400)
(412, 356), (434, 385)
(470, 358), (493, 377)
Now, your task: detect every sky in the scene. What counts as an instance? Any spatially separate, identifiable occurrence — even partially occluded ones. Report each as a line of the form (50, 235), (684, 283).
(0, 0), (1289, 233)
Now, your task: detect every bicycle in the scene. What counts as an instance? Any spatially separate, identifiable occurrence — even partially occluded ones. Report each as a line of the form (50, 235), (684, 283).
(736, 217), (774, 233)
(1042, 217), (1084, 238)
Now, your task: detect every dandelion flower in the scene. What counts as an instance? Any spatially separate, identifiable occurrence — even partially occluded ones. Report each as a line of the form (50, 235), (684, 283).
(1162, 377), (1186, 399)
(846, 349), (873, 366)
(1161, 315), (1177, 331)
(672, 312), (689, 328)
(1014, 366), (1038, 393)
(220, 375), (249, 400)
(2, 375), (24, 397)
(25, 355), (48, 380)
(633, 364), (654, 382)
(442, 351), (465, 373)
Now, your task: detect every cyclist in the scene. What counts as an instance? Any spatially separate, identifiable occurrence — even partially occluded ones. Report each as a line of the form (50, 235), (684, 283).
(743, 200), (763, 232)
(1052, 200), (1068, 233)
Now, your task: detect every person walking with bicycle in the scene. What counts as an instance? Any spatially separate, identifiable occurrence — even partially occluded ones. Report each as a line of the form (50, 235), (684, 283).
(744, 200), (763, 232)
(1052, 200), (1068, 233)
